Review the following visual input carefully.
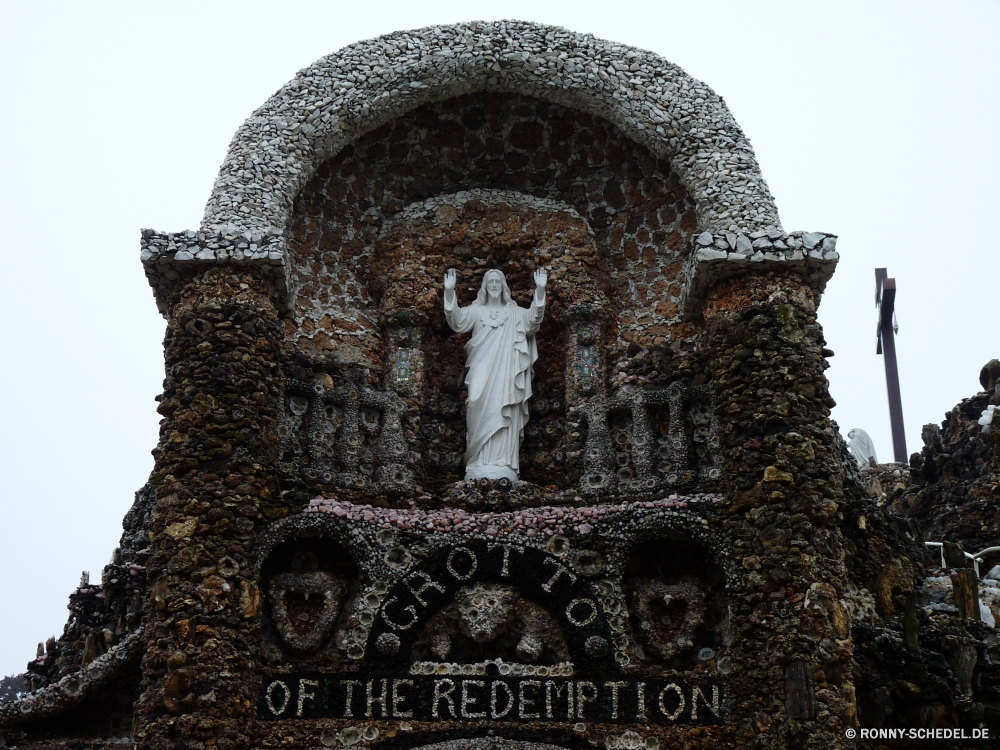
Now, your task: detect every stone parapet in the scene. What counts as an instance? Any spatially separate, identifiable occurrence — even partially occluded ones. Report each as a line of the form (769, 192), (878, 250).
(0, 630), (144, 727)
(680, 230), (838, 316)
(198, 21), (781, 239)
(140, 229), (290, 315)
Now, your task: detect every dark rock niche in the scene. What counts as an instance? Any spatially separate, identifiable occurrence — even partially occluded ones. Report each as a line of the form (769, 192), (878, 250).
(285, 91), (699, 364)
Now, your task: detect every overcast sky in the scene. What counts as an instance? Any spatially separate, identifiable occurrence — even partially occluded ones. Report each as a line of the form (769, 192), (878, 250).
(1, 1), (997, 681)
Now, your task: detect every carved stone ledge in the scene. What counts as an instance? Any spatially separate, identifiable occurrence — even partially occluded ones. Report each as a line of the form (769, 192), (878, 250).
(680, 230), (838, 317)
(140, 229), (291, 315)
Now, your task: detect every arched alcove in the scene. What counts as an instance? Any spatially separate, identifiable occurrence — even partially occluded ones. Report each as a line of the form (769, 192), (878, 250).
(201, 21), (780, 240)
(623, 536), (731, 671)
(257, 533), (362, 667)
(284, 91), (693, 362)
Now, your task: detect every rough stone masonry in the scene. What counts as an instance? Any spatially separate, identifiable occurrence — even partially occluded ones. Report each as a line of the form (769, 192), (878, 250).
(2, 20), (996, 750)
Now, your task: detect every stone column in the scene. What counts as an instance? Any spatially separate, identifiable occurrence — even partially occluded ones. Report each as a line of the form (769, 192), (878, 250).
(563, 304), (607, 408)
(134, 267), (282, 750)
(703, 272), (855, 748)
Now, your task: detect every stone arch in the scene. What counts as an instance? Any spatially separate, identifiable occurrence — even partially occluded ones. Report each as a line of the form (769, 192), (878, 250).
(283, 92), (691, 367)
(371, 191), (606, 324)
(366, 541), (617, 672)
(596, 508), (740, 591)
(622, 534), (731, 668)
(367, 191), (613, 459)
(253, 514), (372, 580)
(202, 21), (780, 240)
(287, 178), (622, 492)
(370, 190), (609, 320)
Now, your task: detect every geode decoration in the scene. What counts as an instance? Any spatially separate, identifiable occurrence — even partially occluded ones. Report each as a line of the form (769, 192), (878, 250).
(267, 571), (348, 653)
(628, 577), (707, 662)
(414, 582), (569, 664)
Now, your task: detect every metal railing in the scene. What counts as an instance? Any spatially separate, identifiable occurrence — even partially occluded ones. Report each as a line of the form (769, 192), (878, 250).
(925, 542), (1000, 577)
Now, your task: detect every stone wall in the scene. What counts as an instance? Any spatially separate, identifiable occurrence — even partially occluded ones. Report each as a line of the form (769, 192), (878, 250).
(284, 91), (699, 363)
(832, 361), (1000, 736)
(896, 360), (1000, 557)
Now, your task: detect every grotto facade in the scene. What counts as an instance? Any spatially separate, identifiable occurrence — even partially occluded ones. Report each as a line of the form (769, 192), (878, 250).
(3, 20), (998, 750)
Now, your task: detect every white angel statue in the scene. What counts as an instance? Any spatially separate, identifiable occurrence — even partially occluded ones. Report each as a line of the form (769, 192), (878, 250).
(847, 428), (878, 467)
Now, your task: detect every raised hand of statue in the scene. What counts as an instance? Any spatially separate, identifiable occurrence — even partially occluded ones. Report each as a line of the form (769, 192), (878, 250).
(533, 267), (547, 290)
(444, 268), (457, 292)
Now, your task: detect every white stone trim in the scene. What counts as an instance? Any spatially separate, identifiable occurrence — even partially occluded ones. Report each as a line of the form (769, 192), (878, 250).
(680, 231), (839, 314)
(384, 189), (590, 235)
(200, 20), (781, 238)
(143, 22), (838, 316)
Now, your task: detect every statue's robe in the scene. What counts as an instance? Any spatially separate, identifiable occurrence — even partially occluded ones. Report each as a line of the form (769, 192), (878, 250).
(847, 428), (878, 466)
(444, 296), (544, 477)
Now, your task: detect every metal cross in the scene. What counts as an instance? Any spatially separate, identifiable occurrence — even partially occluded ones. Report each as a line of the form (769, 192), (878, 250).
(875, 268), (907, 462)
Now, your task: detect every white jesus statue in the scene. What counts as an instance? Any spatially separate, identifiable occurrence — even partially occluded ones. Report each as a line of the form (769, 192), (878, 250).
(443, 267), (547, 482)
